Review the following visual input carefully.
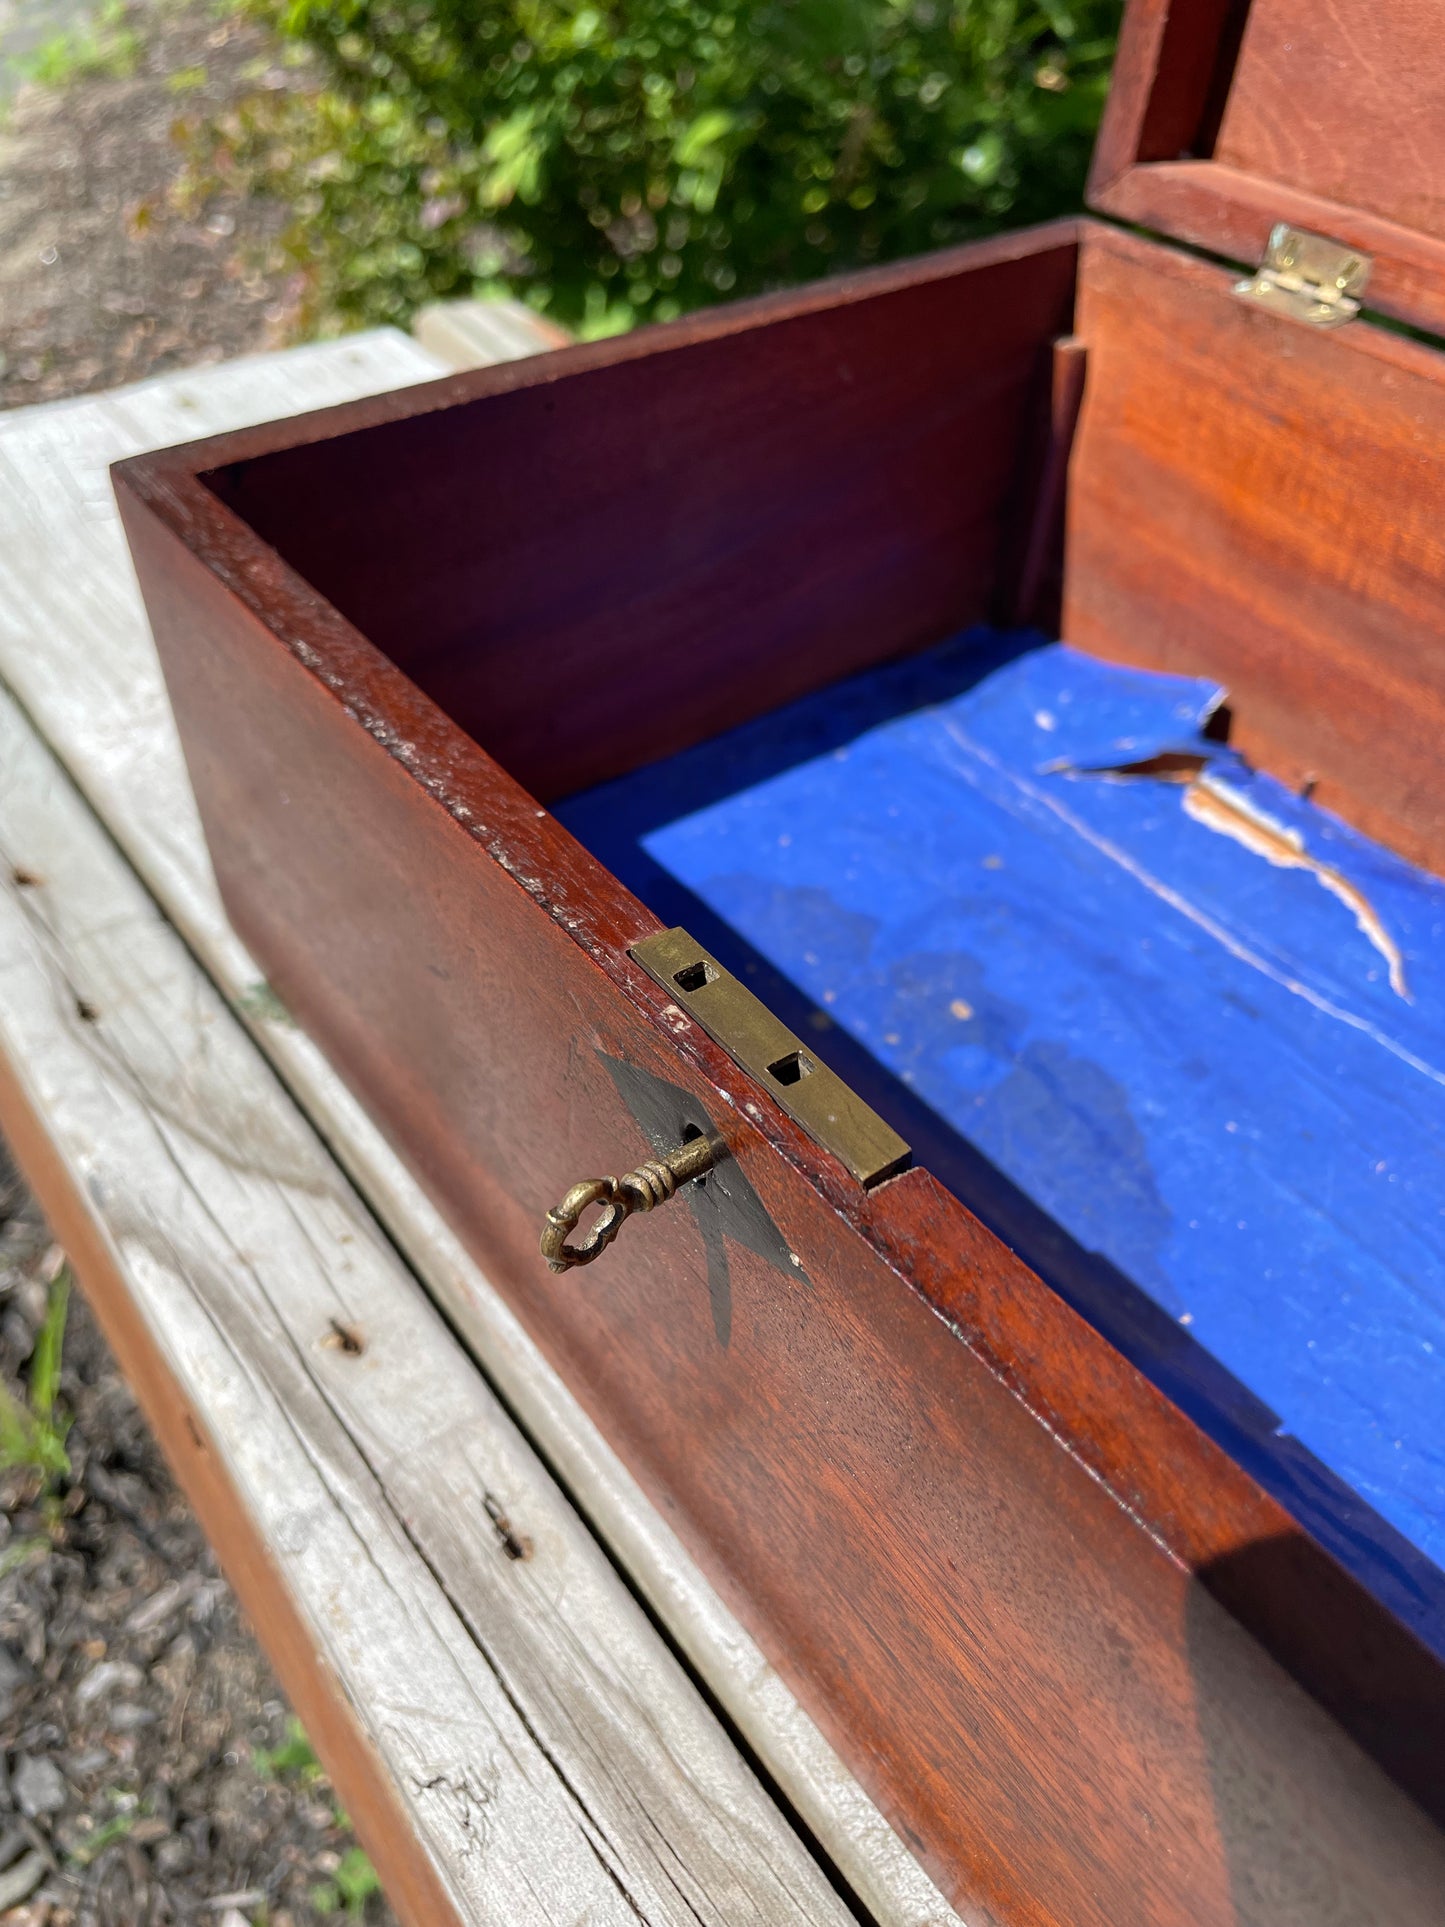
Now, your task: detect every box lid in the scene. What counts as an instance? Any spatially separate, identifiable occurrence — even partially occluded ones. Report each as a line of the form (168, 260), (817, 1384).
(1089, 0), (1445, 336)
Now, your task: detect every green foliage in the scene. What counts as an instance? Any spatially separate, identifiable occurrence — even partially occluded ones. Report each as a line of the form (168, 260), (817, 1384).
(21, 0), (140, 87)
(0, 1271), (72, 1493)
(65, 1810), (137, 1869)
(209, 0), (1120, 335)
(255, 1721), (383, 1917)
(311, 1845), (383, 1918)
(252, 1714), (327, 1783)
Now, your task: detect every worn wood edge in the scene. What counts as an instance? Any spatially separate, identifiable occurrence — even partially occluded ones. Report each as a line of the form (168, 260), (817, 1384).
(0, 685), (864, 1927)
(0, 1044), (472, 1927)
(0, 342), (970, 1926)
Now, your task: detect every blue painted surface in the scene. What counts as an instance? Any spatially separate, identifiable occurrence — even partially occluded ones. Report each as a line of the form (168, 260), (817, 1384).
(558, 632), (1445, 1647)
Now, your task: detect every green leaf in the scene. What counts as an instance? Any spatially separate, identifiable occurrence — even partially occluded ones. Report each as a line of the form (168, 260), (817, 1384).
(253, 1715), (326, 1782)
(65, 1812), (136, 1870)
(335, 1844), (382, 1914)
(478, 106), (546, 207)
(30, 1272), (69, 1424)
(673, 109), (735, 168)
(0, 1271), (71, 1489)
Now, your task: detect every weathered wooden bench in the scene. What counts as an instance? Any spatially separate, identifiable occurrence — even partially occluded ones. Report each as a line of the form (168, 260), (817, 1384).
(0, 319), (964, 1927)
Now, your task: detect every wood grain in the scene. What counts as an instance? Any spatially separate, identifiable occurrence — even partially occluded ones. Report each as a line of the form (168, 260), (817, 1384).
(0, 684), (857, 1927)
(0, 342), (965, 1927)
(1216, 0), (1445, 239)
(117, 245), (1445, 1915)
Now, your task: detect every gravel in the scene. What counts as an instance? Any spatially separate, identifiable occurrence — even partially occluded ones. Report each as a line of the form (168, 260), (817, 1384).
(0, 0), (308, 409)
(0, 1142), (395, 1924)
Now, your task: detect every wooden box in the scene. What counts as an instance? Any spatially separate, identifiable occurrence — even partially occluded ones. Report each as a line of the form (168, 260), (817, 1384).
(116, 4), (1445, 1921)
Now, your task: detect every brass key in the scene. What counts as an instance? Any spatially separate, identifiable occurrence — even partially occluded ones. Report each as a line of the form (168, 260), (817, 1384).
(540, 1132), (722, 1273)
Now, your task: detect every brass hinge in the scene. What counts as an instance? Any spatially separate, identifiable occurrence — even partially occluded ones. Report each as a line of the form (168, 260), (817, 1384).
(1233, 223), (1371, 330)
(631, 927), (910, 1188)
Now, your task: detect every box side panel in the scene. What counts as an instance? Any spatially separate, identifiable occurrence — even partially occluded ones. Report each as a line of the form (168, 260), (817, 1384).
(1066, 224), (1445, 876)
(118, 481), (1445, 1927)
(204, 233), (1078, 803)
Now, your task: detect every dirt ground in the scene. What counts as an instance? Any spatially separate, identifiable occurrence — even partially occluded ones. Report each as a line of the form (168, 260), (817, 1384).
(0, 0), (307, 408)
(0, 3), (397, 1920)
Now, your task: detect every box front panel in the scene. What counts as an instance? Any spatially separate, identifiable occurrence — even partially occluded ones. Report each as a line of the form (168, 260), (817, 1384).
(118, 476), (1445, 1927)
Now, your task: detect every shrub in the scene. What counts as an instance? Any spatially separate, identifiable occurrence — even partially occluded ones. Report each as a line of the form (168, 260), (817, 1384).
(212, 0), (1119, 336)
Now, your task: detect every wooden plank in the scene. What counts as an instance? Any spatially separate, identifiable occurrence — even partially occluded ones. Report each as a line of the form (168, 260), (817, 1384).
(0, 680), (855, 1927)
(0, 333), (448, 947)
(0, 338), (965, 1927)
(412, 296), (572, 369)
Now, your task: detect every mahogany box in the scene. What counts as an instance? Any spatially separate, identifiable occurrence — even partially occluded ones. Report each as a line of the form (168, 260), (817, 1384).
(116, 3), (1445, 1922)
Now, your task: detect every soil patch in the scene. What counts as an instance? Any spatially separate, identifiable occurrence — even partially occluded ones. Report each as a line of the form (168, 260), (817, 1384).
(0, 0), (304, 408)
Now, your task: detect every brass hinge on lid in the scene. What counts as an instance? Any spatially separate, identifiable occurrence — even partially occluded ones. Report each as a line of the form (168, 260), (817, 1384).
(1233, 223), (1372, 330)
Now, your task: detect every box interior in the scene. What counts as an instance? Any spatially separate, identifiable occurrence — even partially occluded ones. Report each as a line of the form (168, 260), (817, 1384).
(201, 224), (1445, 1636)
(204, 229), (1080, 806)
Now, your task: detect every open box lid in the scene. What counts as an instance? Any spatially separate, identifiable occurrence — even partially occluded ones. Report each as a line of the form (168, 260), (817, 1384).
(1089, 0), (1445, 336)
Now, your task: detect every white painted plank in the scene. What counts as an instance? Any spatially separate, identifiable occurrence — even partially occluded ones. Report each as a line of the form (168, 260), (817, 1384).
(0, 339), (968, 1926)
(0, 682), (855, 1927)
(0, 332), (442, 961)
(413, 296), (570, 369)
